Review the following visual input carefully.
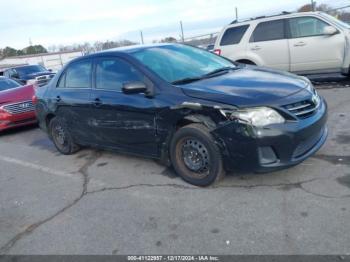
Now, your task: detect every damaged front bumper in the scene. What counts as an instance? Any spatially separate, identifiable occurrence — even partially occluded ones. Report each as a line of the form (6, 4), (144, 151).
(213, 99), (328, 172)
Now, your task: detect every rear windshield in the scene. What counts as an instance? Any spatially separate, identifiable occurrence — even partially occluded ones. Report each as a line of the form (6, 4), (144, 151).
(220, 25), (249, 46)
(0, 78), (21, 91)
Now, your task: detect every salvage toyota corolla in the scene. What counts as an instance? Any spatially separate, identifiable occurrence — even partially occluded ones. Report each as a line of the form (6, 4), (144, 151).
(34, 44), (327, 186)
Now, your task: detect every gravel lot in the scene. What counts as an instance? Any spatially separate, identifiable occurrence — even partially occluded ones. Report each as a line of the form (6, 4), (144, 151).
(0, 83), (349, 255)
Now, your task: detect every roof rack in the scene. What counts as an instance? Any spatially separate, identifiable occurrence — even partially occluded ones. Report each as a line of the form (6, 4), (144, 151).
(230, 11), (292, 24)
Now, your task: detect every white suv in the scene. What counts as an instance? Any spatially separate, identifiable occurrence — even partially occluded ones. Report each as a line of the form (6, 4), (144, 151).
(214, 12), (350, 75)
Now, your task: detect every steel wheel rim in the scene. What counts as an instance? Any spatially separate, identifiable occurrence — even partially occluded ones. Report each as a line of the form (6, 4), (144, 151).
(52, 123), (69, 151)
(181, 138), (210, 178)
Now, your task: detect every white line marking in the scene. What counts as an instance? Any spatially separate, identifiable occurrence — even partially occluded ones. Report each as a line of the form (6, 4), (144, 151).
(0, 155), (79, 179)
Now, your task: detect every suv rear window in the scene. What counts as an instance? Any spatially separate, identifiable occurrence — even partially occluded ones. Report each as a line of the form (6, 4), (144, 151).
(220, 25), (249, 46)
(250, 19), (286, 42)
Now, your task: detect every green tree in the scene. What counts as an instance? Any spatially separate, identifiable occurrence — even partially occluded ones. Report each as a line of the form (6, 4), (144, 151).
(160, 37), (177, 43)
(2, 46), (18, 57)
(22, 45), (48, 55)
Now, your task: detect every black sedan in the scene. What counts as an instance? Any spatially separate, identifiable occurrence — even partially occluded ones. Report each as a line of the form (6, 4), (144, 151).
(34, 44), (327, 186)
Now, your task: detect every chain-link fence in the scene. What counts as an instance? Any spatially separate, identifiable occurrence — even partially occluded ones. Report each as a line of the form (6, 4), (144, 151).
(184, 32), (219, 48)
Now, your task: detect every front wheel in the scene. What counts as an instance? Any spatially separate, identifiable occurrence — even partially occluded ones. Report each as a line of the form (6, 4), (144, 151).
(170, 124), (225, 187)
(49, 117), (80, 155)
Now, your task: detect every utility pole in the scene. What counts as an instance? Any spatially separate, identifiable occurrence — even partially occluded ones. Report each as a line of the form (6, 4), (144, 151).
(140, 30), (144, 44)
(180, 21), (184, 43)
(235, 7), (238, 21)
(311, 0), (316, 11)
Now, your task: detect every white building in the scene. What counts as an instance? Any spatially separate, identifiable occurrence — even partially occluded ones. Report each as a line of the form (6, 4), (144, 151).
(0, 50), (83, 72)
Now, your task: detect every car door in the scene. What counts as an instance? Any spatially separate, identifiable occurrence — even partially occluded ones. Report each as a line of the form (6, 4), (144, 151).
(50, 59), (93, 144)
(247, 19), (290, 71)
(89, 56), (158, 156)
(288, 16), (345, 73)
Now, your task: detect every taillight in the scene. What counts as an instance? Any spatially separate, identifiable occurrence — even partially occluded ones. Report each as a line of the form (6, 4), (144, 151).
(214, 49), (221, 56)
(32, 95), (38, 105)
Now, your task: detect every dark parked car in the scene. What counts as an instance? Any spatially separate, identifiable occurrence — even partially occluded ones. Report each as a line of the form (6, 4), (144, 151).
(34, 44), (327, 186)
(3, 65), (55, 87)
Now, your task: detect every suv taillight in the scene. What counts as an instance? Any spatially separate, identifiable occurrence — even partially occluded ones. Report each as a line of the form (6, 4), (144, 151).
(214, 49), (221, 56)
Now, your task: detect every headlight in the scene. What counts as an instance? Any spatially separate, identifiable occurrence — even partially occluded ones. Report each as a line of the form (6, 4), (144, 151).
(220, 107), (285, 127)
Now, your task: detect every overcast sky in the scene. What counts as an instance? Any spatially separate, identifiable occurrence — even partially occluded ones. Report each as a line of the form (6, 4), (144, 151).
(0, 0), (349, 49)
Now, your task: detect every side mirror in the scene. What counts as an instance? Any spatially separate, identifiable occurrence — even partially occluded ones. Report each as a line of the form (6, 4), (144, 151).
(323, 26), (338, 36)
(122, 82), (148, 95)
(48, 69), (53, 72)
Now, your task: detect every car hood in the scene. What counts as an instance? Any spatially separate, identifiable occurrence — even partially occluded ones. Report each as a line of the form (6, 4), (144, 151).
(181, 66), (310, 107)
(0, 85), (34, 106)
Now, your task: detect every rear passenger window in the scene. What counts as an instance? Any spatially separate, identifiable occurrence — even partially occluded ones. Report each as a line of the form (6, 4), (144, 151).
(95, 58), (143, 91)
(250, 20), (286, 42)
(220, 25), (249, 46)
(63, 60), (92, 88)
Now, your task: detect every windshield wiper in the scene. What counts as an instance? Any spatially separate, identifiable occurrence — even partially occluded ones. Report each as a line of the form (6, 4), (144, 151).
(204, 66), (235, 77)
(172, 77), (203, 85)
(172, 66), (236, 85)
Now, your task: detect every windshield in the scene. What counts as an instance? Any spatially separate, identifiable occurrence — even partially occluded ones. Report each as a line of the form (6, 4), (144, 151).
(321, 13), (350, 29)
(0, 78), (21, 91)
(16, 65), (47, 77)
(130, 44), (235, 83)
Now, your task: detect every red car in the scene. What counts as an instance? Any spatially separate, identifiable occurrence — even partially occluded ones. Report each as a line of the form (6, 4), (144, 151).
(0, 77), (37, 131)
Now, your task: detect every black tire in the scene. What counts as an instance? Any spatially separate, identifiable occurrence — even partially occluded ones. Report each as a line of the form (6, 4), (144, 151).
(49, 117), (80, 155)
(170, 123), (225, 187)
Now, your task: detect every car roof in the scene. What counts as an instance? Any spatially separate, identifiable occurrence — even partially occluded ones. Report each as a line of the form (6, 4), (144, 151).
(69, 43), (181, 63)
(105, 43), (174, 53)
(227, 11), (323, 27)
(11, 65), (40, 69)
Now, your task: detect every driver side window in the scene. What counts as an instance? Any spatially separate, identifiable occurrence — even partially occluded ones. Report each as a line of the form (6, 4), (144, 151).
(95, 58), (144, 91)
(289, 17), (329, 38)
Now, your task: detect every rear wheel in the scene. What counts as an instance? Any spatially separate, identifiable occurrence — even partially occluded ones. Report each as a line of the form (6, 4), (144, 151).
(170, 124), (225, 187)
(49, 117), (80, 155)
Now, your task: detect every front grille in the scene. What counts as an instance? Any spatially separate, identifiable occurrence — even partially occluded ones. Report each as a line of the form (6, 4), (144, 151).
(283, 99), (318, 119)
(2, 100), (35, 115)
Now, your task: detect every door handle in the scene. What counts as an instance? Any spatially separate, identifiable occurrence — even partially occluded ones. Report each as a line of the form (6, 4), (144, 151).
(251, 46), (261, 51)
(294, 41), (306, 47)
(55, 96), (61, 102)
(93, 98), (102, 107)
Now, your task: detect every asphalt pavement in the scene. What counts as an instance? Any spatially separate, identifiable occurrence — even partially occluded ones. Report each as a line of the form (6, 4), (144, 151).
(0, 82), (349, 255)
